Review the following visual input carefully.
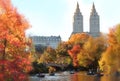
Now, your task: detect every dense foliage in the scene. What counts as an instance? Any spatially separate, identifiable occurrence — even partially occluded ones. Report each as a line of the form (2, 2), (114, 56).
(99, 24), (120, 74)
(0, 0), (32, 80)
(68, 33), (107, 69)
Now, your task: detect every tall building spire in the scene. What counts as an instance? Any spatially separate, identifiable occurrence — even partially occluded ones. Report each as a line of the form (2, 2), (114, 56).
(71, 2), (100, 38)
(77, 2), (79, 10)
(91, 2), (97, 15)
(92, 2), (95, 10)
(75, 2), (80, 14)
(72, 2), (83, 34)
(90, 3), (100, 37)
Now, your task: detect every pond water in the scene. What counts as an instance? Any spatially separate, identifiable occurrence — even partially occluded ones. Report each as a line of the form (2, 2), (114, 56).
(29, 72), (120, 81)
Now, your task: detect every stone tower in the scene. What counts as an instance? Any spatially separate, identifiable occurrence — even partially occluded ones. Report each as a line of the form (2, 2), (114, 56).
(89, 3), (100, 37)
(72, 2), (83, 34)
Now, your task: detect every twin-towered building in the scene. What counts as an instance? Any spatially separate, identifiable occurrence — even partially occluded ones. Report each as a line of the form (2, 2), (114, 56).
(72, 2), (100, 37)
(31, 2), (100, 49)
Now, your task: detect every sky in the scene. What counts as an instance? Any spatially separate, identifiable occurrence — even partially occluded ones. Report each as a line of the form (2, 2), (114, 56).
(11, 0), (120, 41)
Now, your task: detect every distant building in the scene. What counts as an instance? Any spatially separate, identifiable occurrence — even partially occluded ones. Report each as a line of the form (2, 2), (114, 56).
(30, 36), (61, 49)
(31, 2), (99, 48)
(71, 2), (100, 37)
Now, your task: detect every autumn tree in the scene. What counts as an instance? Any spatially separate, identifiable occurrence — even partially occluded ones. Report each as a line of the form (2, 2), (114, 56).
(55, 42), (71, 65)
(78, 35), (107, 68)
(68, 33), (90, 67)
(99, 24), (120, 74)
(68, 33), (89, 45)
(38, 47), (56, 64)
(56, 42), (71, 56)
(68, 44), (81, 67)
(68, 33), (106, 68)
(0, 0), (32, 81)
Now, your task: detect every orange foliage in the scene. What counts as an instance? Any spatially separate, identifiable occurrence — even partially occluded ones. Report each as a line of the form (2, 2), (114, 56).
(0, 0), (32, 81)
(99, 24), (120, 74)
(68, 33), (106, 67)
(69, 33), (89, 45)
(68, 44), (80, 57)
(68, 33), (90, 67)
(68, 44), (81, 67)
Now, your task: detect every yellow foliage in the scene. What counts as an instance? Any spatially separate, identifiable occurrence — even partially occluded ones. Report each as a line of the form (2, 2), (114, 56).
(99, 24), (120, 74)
(69, 33), (90, 45)
(68, 33), (106, 67)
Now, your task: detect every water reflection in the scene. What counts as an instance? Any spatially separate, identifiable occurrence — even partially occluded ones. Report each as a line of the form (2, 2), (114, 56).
(101, 75), (120, 81)
(71, 72), (120, 81)
(30, 72), (120, 81)
(71, 72), (100, 81)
